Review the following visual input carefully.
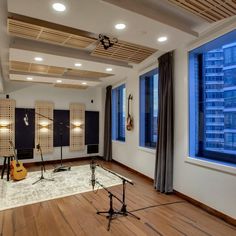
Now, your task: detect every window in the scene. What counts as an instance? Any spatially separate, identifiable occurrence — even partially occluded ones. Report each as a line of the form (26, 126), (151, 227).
(140, 68), (158, 148)
(189, 29), (236, 164)
(112, 84), (126, 141)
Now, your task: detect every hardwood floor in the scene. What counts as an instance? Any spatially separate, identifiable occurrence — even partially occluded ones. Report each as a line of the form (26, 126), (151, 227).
(0, 160), (235, 236)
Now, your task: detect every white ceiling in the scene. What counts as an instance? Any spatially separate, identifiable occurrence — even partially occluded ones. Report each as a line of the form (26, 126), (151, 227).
(0, 0), (220, 92)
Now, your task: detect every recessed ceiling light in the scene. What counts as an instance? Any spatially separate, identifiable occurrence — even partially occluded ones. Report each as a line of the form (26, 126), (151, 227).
(115, 23), (126, 30)
(34, 57), (43, 62)
(81, 82), (87, 85)
(56, 80), (62, 83)
(52, 3), (66, 12)
(27, 77), (33, 81)
(106, 68), (113, 72)
(74, 63), (82, 67)
(157, 36), (168, 42)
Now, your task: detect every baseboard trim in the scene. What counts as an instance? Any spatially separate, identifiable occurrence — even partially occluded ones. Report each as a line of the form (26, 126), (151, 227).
(112, 159), (235, 227)
(174, 190), (236, 227)
(0, 156), (101, 168)
(112, 159), (154, 183)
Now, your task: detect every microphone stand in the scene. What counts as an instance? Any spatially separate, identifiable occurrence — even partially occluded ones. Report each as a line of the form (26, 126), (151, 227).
(24, 109), (71, 173)
(97, 164), (140, 220)
(96, 180), (123, 231)
(32, 144), (54, 185)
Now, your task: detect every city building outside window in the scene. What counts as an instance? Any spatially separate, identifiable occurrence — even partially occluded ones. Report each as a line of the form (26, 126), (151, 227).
(112, 84), (126, 142)
(139, 69), (158, 148)
(189, 29), (236, 164)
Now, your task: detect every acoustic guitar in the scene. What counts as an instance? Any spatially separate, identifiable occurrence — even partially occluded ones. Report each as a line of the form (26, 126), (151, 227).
(9, 141), (27, 181)
(126, 94), (133, 131)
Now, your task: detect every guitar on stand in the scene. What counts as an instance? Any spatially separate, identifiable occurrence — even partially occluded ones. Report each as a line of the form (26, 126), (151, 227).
(9, 141), (27, 181)
(126, 94), (133, 131)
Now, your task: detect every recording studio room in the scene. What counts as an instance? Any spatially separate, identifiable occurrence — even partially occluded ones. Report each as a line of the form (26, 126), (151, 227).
(0, 0), (236, 235)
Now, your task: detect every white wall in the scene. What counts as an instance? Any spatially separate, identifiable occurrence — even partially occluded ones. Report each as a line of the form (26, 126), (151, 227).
(0, 83), (104, 163)
(111, 70), (157, 179)
(111, 32), (236, 219)
(174, 47), (236, 220)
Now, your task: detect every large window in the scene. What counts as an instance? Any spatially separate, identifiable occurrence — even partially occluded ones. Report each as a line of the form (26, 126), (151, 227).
(189, 29), (236, 164)
(140, 69), (158, 148)
(112, 84), (126, 141)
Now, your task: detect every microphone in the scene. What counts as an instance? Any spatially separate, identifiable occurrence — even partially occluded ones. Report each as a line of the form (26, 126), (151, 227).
(90, 158), (96, 191)
(24, 113), (29, 126)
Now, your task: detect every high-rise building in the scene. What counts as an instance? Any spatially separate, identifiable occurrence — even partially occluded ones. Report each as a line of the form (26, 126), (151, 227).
(203, 43), (236, 153)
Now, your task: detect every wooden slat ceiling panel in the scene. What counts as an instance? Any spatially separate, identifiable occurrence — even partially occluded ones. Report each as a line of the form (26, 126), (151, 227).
(65, 69), (112, 78)
(54, 84), (88, 90)
(9, 61), (112, 78)
(8, 18), (96, 49)
(91, 40), (157, 64)
(168, 0), (236, 22)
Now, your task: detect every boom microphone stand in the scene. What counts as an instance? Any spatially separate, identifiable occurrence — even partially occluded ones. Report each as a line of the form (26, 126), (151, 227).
(23, 110), (71, 173)
(96, 181), (123, 231)
(32, 144), (54, 185)
(97, 164), (140, 220)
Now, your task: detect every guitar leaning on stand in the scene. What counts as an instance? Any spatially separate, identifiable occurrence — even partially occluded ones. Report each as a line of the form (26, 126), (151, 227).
(9, 141), (27, 181)
(126, 94), (133, 131)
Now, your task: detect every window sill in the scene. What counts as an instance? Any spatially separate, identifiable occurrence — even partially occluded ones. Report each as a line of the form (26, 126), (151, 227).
(138, 146), (156, 154)
(112, 140), (126, 144)
(185, 156), (236, 176)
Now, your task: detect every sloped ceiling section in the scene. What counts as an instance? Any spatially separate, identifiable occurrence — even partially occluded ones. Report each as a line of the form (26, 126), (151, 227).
(8, 14), (158, 64)
(9, 61), (113, 79)
(168, 0), (236, 22)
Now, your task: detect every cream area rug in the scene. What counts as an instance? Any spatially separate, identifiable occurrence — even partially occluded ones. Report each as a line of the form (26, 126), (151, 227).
(0, 164), (123, 211)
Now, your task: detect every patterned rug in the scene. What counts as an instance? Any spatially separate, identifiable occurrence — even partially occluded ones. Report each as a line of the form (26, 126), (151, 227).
(0, 164), (123, 211)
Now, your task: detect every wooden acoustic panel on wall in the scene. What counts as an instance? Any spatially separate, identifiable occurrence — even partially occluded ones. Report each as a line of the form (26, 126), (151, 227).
(70, 103), (85, 151)
(91, 40), (157, 64)
(168, 0), (236, 22)
(35, 101), (54, 154)
(0, 99), (15, 156)
(8, 16), (96, 49)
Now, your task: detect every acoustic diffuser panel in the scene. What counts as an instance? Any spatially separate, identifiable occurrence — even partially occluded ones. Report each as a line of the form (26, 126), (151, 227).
(70, 103), (85, 151)
(35, 101), (54, 154)
(0, 99), (15, 156)
(91, 40), (157, 64)
(168, 0), (236, 22)
(8, 17), (96, 49)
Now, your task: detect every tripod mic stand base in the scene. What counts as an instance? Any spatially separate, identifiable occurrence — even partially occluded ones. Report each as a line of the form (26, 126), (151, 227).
(53, 166), (71, 173)
(117, 204), (140, 220)
(32, 175), (54, 185)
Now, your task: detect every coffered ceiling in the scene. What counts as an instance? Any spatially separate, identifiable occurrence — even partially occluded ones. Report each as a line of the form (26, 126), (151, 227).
(0, 0), (234, 92)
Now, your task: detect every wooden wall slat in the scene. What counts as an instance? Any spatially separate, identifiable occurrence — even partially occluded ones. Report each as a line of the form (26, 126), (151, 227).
(69, 103), (85, 151)
(0, 99), (15, 157)
(35, 101), (54, 154)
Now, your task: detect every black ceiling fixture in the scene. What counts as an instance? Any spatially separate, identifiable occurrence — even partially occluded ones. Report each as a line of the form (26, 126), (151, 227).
(99, 34), (118, 50)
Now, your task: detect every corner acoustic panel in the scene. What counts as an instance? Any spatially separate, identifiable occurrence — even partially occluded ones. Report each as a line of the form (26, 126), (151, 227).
(70, 103), (85, 151)
(0, 99), (15, 156)
(35, 101), (54, 154)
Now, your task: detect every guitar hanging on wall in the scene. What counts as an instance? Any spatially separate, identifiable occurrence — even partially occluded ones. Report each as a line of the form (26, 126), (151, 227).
(126, 94), (133, 131)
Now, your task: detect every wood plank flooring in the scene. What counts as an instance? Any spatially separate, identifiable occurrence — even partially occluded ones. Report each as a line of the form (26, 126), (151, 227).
(0, 160), (235, 236)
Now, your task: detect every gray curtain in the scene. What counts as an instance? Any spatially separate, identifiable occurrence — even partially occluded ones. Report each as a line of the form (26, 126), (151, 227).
(103, 85), (112, 161)
(154, 51), (174, 193)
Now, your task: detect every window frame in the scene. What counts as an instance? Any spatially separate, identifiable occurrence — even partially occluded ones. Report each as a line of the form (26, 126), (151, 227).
(139, 68), (158, 149)
(189, 29), (236, 165)
(112, 84), (126, 142)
